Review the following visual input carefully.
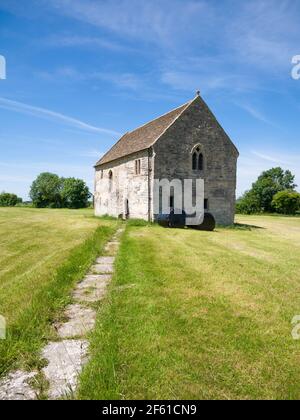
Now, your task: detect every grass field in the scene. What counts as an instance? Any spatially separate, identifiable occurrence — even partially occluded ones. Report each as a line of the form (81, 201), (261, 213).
(0, 207), (119, 377)
(78, 215), (300, 400)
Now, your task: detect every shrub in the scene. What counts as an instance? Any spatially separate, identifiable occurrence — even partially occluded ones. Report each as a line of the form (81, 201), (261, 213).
(236, 191), (261, 214)
(30, 173), (91, 209)
(61, 178), (91, 209)
(272, 191), (300, 215)
(0, 192), (22, 207)
(236, 167), (297, 214)
(30, 173), (62, 208)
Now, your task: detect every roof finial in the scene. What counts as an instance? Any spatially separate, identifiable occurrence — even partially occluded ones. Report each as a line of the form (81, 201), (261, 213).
(196, 90), (200, 97)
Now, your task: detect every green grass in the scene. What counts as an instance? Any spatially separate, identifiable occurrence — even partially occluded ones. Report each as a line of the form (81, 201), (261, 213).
(78, 214), (300, 400)
(0, 207), (119, 376)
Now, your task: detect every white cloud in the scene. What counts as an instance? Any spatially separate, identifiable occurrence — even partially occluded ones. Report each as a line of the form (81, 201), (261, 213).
(0, 97), (120, 136)
(234, 102), (275, 126)
(36, 66), (142, 91)
(227, 0), (299, 72)
(46, 0), (212, 46)
(43, 35), (127, 51)
(251, 151), (292, 165)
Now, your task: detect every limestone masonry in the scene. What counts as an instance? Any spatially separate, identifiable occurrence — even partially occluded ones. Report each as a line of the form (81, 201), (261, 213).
(94, 94), (239, 225)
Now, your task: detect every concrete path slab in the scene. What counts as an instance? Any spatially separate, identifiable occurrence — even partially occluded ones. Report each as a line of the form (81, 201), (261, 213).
(42, 340), (88, 399)
(57, 304), (96, 339)
(96, 256), (115, 265)
(0, 370), (37, 400)
(91, 264), (114, 274)
(77, 274), (111, 289)
(73, 286), (107, 303)
(73, 275), (110, 303)
(104, 241), (120, 255)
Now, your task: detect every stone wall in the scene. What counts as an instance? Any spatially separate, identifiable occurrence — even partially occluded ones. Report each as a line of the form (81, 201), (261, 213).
(94, 150), (150, 220)
(153, 97), (238, 225)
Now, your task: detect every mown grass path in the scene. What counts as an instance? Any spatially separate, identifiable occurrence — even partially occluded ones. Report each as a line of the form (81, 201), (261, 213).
(78, 216), (300, 400)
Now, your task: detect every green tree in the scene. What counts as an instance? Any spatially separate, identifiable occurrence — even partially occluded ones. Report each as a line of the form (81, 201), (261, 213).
(30, 173), (62, 208)
(272, 191), (300, 215)
(236, 190), (261, 214)
(0, 192), (22, 207)
(252, 167), (296, 212)
(61, 178), (91, 209)
(237, 167), (297, 214)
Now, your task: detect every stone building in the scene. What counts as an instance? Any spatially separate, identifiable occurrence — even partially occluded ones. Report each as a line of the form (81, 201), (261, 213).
(94, 93), (239, 225)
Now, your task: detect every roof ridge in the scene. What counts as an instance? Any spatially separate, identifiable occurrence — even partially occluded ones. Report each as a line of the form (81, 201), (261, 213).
(95, 95), (200, 167)
(126, 98), (194, 135)
(149, 96), (199, 147)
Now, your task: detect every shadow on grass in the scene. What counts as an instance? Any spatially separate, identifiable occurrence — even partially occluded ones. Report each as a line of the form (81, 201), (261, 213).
(223, 223), (265, 231)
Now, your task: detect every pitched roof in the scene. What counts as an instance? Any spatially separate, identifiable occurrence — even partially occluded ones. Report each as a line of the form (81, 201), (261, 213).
(95, 99), (193, 166)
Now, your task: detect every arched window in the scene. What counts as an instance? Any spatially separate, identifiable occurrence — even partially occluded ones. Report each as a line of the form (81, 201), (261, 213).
(198, 153), (204, 171)
(191, 145), (204, 171)
(192, 153), (197, 170)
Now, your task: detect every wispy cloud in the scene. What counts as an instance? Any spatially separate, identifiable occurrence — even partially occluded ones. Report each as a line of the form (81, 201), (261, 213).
(45, 0), (212, 46)
(251, 150), (297, 166)
(0, 97), (120, 136)
(235, 102), (275, 126)
(42, 35), (128, 51)
(7, 0), (298, 100)
(36, 66), (143, 91)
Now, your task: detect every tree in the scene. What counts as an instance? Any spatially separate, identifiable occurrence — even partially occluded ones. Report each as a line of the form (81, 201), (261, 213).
(237, 167), (297, 214)
(272, 191), (300, 215)
(30, 173), (62, 208)
(61, 178), (91, 209)
(236, 190), (261, 214)
(252, 168), (296, 212)
(0, 192), (22, 207)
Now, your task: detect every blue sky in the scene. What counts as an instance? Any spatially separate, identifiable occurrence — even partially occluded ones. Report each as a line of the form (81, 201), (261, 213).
(0, 0), (300, 199)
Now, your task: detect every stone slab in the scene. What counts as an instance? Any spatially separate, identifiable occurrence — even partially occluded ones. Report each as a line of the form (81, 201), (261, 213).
(104, 242), (120, 255)
(77, 274), (111, 289)
(0, 370), (37, 400)
(57, 304), (96, 339)
(73, 275), (110, 303)
(91, 264), (114, 274)
(73, 287), (107, 303)
(96, 256), (115, 265)
(42, 340), (88, 400)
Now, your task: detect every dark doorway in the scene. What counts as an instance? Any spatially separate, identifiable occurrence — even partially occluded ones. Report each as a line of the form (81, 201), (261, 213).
(125, 199), (130, 219)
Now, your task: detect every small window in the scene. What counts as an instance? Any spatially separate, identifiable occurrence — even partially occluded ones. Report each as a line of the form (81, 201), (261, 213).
(192, 145), (204, 171)
(100, 170), (104, 179)
(204, 199), (209, 210)
(108, 170), (113, 192)
(135, 159), (141, 175)
(192, 153), (197, 171)
(198, 153), (204, 171)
